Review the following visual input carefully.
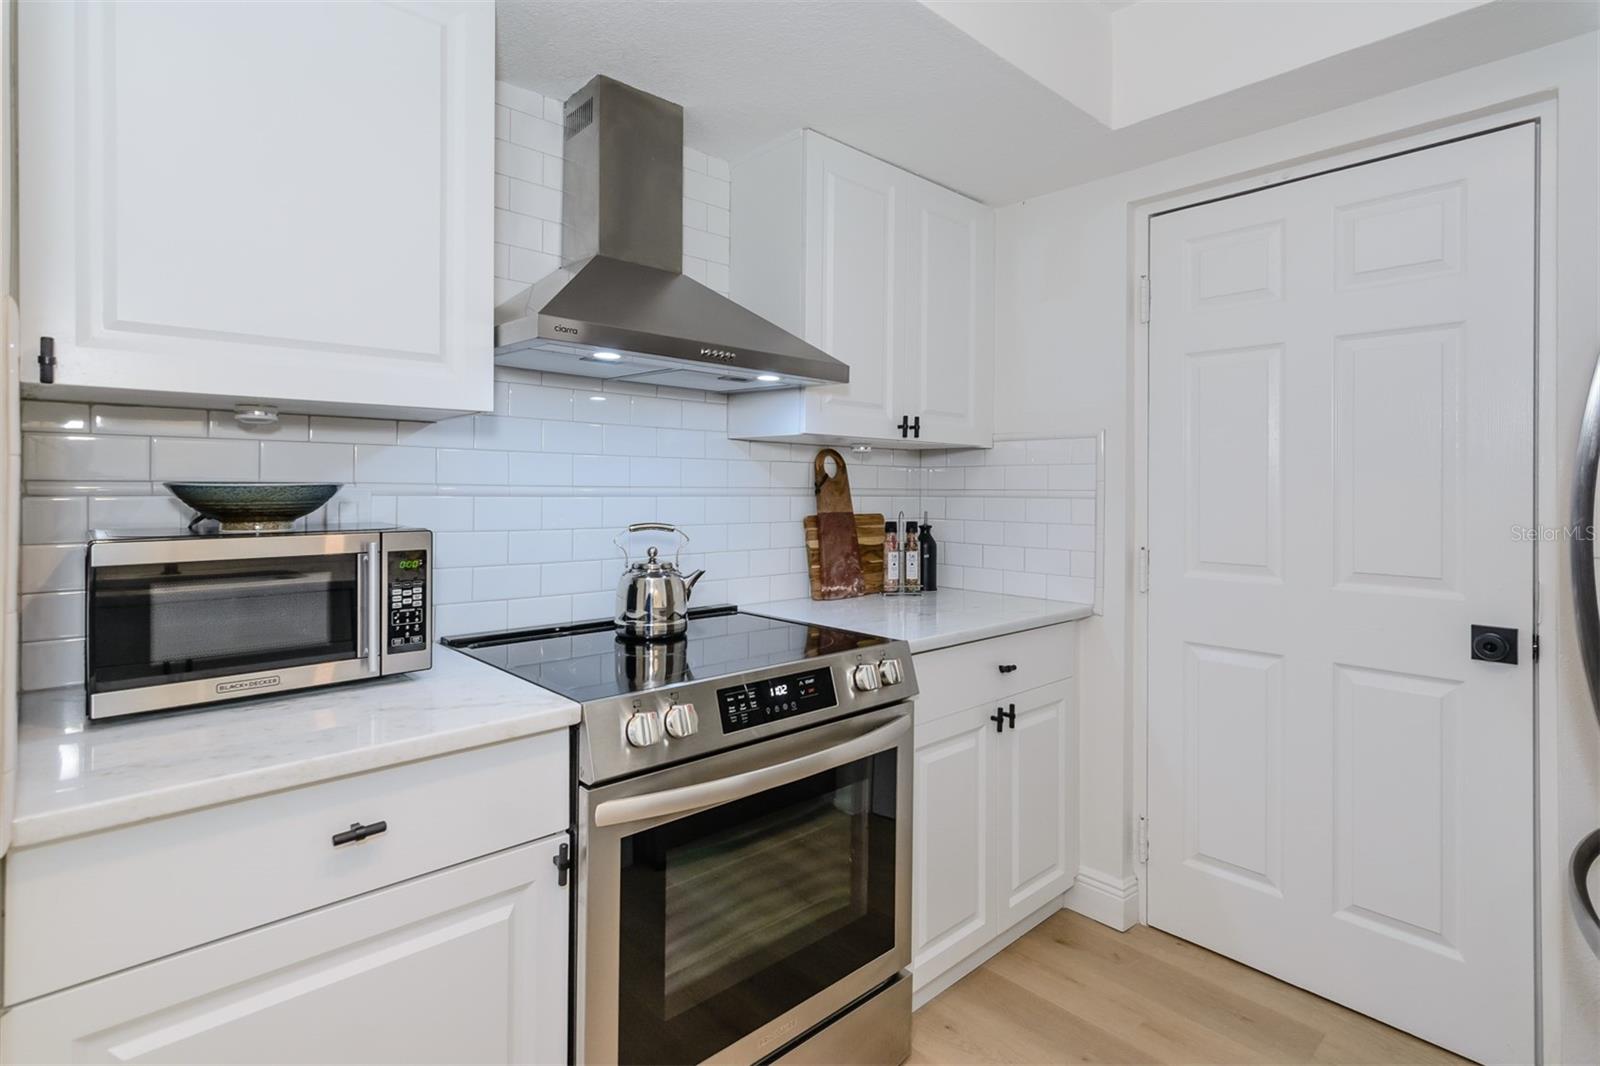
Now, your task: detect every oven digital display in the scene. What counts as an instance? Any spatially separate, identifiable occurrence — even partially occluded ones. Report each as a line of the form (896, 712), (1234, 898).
(717, 669), (838, 733)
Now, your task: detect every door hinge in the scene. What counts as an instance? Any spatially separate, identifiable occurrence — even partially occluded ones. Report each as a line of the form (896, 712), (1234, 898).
(1137, 275), (1151, 324)
(552, 841), (573, 887)
(1137, 815), (1150, 864)
(1137, 546), (1150, 593)
(1531, 633), (1540, 662)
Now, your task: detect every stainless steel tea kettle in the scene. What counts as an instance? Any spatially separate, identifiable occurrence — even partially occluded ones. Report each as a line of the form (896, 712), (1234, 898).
(613, 523), (705, 639)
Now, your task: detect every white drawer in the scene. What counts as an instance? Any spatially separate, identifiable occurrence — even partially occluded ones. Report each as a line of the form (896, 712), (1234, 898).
(4, 731), (569, 1005)
(911, 623), (1076, 725)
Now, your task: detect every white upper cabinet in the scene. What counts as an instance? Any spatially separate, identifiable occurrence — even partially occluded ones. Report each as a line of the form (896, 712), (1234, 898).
(728, 131), (994, 449)
(18, 0), (495, 418)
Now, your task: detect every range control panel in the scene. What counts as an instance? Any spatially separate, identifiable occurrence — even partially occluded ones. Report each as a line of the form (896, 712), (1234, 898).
(717, 668), (838, 734)
(386, 550), (428, 652)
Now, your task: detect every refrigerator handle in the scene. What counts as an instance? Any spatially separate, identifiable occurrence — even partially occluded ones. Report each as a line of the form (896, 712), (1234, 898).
(1567, 347), (1600, 956)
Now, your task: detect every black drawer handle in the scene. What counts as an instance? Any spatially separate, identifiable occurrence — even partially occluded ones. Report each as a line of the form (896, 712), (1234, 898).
(1003, 704), (1017, 730)
(332, 820), (388, 847)
(998, 663), (1018, 674)
(990, 708), (1006, 733)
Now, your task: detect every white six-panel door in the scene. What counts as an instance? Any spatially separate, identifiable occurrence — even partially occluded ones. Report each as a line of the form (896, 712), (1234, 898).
(1147, 124), (1536, 1064)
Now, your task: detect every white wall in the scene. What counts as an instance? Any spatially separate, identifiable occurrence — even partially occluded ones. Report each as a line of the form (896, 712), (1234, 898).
(995, 32), (1599, 1060)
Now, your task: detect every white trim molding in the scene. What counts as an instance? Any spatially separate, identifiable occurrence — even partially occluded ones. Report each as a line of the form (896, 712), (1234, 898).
(1064, 865), (1140, 931)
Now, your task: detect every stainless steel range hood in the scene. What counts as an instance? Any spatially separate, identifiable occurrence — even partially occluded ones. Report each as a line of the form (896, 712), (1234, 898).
(494, 77), (848, 393)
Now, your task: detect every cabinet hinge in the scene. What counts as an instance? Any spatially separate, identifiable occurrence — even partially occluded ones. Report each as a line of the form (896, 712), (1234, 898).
(553, 841), (573, 888)
(1531, 633), (1540, 662)
(1137, 546), (1150, 594)
(1137, 816), (1150, 864)
(1138, 275), (1151, 324)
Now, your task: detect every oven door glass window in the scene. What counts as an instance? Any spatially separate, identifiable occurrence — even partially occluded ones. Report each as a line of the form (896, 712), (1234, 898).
(88, 555), (361, 692)
(616, 750), (898, 1065)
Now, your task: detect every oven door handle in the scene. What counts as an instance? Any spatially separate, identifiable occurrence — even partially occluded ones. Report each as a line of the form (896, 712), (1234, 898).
(592, 715), (911, 828)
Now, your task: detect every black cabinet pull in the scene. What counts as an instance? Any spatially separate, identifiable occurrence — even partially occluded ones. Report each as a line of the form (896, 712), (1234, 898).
(37, 337), (56, 385)
(331, 820), (388, 847)
(990, 708), (1006, 733)
(911, 416), (921, 439)
(1004, 704), (1017, 730)
(898, 415), (911, 438)
(998, 663), (1018, 674)
(553, 842), (573, 887)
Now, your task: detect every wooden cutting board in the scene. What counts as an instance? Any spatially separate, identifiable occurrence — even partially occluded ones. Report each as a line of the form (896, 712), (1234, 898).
(811, 448), (867, 599)
(804, 514), (886, 597)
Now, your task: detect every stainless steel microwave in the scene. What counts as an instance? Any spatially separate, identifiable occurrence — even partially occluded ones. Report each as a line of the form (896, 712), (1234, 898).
(85, 527), (432, 720)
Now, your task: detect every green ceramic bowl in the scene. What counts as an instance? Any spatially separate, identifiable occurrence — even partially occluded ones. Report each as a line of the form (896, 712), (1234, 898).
(165, 483), (340, 532)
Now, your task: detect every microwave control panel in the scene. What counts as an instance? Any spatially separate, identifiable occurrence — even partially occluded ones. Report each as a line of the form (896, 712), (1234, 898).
(386, 550), (428, 653)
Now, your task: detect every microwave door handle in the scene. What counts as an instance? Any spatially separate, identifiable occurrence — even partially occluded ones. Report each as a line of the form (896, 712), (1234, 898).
(366, 542), (381, 673)
(592, 715), (910, 829)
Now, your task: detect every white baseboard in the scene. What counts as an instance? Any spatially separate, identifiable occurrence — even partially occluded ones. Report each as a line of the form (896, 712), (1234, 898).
(1063, 866), (1140, 931)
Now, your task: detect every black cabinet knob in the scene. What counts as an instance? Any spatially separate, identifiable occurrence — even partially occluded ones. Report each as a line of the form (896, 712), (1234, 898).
(998, 663), (1018, 674)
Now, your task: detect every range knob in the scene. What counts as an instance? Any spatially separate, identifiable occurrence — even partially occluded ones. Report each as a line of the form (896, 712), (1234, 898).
(625, 710), (663, 748)
(664, 703), (699, 739)
(850, 663), (882, 692)
(877, 658), (904, 686)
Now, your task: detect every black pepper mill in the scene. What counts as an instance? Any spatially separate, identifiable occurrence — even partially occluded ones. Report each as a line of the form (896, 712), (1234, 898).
(919, 513), (938, 591)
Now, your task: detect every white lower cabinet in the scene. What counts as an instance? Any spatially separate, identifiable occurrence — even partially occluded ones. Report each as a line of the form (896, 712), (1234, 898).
(1, 835), (569, 1065)
(909, 630), (1078, 1000)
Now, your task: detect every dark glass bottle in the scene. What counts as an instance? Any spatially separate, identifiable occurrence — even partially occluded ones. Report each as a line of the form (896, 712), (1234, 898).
(920, 519), (938, 591)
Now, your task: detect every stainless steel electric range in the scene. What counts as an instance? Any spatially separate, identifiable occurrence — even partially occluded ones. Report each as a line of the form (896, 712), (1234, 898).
(445, 606), (917, 1066)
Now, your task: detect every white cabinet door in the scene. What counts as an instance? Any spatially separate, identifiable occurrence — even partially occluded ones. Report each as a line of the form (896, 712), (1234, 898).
(993, 680), (1076, 929)
(900, 181), (994, 449)
(18, 0), (494, 418)
(910, 705), (997, 982)
(728, 131), (993, 449)
(1, 836), (569, 1065)
(801, 134), (904, 441)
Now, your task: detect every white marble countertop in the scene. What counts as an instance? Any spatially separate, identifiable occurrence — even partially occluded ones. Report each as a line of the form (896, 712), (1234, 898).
(748, 589), (1093, 654)
(11, 647), (578, 848)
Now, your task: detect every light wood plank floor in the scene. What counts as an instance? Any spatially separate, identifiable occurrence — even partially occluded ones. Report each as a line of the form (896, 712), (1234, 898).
(909, 912), (1471, 1065)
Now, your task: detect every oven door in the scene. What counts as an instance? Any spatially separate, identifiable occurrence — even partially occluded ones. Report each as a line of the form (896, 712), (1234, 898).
(578, 704), (912, 1066)
(85, 532), (382, 718)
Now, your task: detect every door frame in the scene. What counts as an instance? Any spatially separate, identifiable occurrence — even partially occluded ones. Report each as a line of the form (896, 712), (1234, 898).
(1131, 99), (1558, 1057)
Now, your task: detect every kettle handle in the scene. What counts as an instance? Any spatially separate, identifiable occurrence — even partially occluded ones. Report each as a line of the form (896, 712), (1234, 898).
(614, 522), (691, 565)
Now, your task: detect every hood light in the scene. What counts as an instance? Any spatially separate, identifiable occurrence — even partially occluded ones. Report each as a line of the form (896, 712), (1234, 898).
(592, 351), (622, 361)
(756, 374), (781, 383)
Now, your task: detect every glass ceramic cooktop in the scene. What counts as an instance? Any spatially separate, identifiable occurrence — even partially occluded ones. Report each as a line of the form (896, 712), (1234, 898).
(443, 607), (888, 705)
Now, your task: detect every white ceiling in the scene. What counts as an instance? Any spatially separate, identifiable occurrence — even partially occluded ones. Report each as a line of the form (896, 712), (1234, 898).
(496, 0), (1597, 205)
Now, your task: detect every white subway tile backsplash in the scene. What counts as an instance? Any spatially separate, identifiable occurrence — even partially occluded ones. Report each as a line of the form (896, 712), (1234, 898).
(475, 496), (543, 531)
(309, 416), (399, 445)
(25, 436), (150, 481)
(509, 530), (572, 564)
(260, 441), (354, 482)
(21, 591), (85, 641)
(437, 448), (509, 485)
(397, 496), (475, 532)
(473, 564), (543, 601)
(21, 637), (84, 690)
(509, 451), (574, 486)
(543, 421), (604, 454)
(151, 437), (260, 481)
(22, 497), (88, 544)
(353, 445), (437, 484)
(92, 405), (208, 437)
(542, 560), (604, 596)
(20, 544), (86, 593)
(396, 417), (475, 448)
(21, 402), (90, 433)
(436, 532), (509, 569)
(90, 494), (189, 531)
